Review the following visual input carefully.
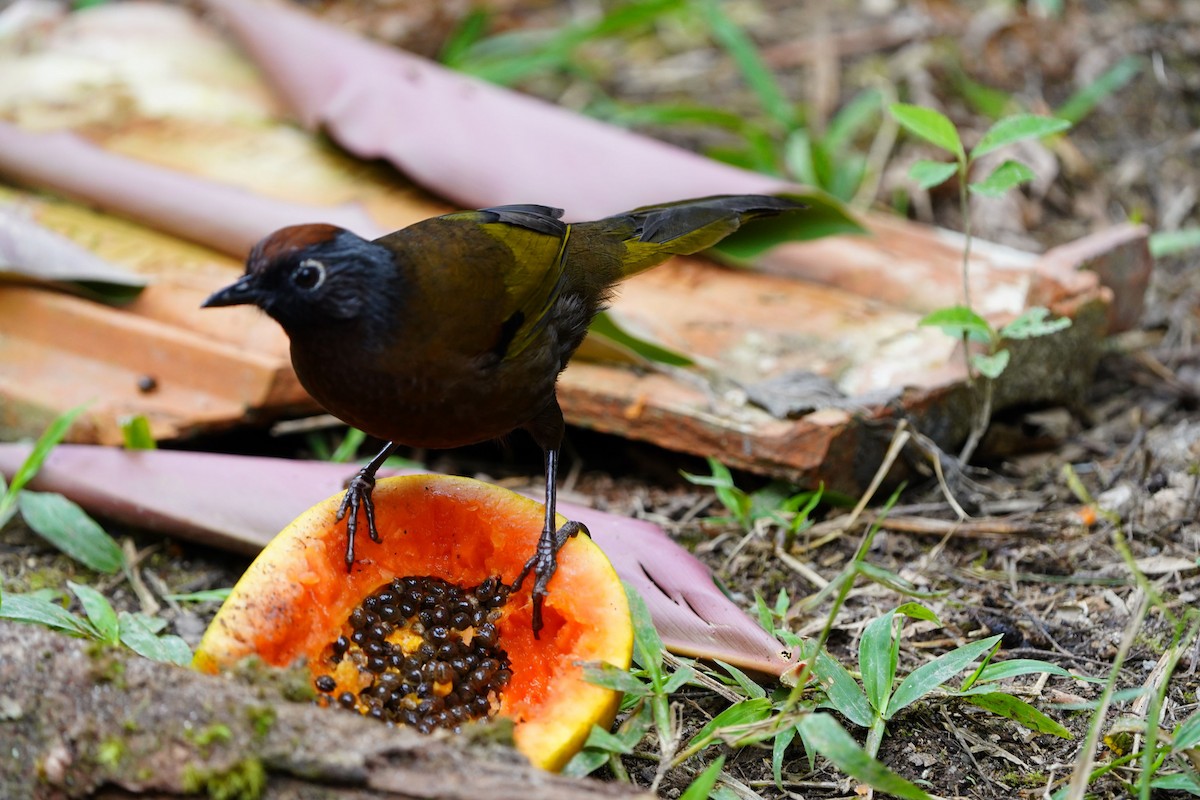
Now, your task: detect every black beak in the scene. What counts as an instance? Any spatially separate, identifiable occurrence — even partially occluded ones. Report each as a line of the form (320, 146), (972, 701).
(202, 274), (259, 308)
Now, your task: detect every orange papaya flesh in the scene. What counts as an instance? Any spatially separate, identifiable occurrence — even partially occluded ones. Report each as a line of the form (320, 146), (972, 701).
(194, 475), (633, 772)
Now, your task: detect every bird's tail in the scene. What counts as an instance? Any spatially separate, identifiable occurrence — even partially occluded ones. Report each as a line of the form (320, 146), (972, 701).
(585, 194), (807, 279)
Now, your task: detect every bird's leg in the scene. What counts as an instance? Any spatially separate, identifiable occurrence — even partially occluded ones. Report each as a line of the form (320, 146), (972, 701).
(513, 447), (589, 638)
(336, 441), (399, 569)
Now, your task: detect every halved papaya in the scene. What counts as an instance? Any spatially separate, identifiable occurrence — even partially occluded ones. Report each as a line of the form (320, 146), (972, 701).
(194, 474), (633, 771)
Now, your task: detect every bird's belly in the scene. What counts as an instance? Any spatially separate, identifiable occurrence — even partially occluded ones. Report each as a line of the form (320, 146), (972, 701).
(293, 351), (557, 450)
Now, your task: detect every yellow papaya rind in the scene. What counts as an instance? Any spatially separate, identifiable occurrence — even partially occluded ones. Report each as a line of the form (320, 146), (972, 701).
(194, 474), (633, 772)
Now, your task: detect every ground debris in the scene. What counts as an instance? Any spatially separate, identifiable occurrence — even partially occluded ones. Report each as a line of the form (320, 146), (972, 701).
(0, 622), (648, 800)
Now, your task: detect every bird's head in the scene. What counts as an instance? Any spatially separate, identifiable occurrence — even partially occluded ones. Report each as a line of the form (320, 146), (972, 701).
(202, 224), (400, 331)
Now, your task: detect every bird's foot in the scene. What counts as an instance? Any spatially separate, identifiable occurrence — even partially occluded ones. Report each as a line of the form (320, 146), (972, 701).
(513, 520), (589, 639)
(335, 469), (382, 570)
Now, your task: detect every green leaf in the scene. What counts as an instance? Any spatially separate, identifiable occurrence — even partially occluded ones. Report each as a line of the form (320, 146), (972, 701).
(68, 581), (119, 644)
(1149, 227), (1200, 258)
(1055, 56), (1141, 124)
(581, 724), (636, 755)
(889, 103), (964, 159)
(887, 635), (1003, 719)
(1149, 773), (1200, 796)
(974, 658), (1077, 684)
(797, 713), (933, 800)
(824, 89), (883, 154)
(772, 724), (797, 788)
(18, 491), (125, 574)
(582, 662), (651, 695)
(662, 664), (696, 694)
(695, 0), (795, 129)
(0, 404), (88, 523)
(163, 588), (233, 603)
(965, 691), (1071, 738)
(0, 592), (94, 637)
(119, 415), (157, 450)
(856, 562), (947, 599)
(686, 697), (773, 751)
(969, 159), (1036, 198)
(859, 611), (899, 715)
(562, 747), (610, 778)
(624, 584), (665, 679)
(438, 7), (491, 67)
(951, 69), (1014, 119)
(118, 612), (192, 665)
(812, 648), (874, 728)
(709, 190), (865, 264)
(680, 754), (726, 800)
(587, 311), (695, 368)
(894, 602), (941, 626)
(971, 349), (1011, 379)
(714, 659), (767, 700)
(908, 160), (959, 190)
(1174, 708), (1200, 749)
(970, 114), (1071, 159)
(1000, 307), (1072, 340)
(329, 427), (367, 463)
(918, 305), (994, 343)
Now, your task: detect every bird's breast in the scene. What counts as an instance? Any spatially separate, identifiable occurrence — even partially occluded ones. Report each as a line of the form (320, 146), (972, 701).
(288, 335), (559, 450)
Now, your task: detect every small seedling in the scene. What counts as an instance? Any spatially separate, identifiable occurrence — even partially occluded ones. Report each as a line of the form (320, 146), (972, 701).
(681, 457), (820, 538)
(0, 583), (192, 665)
(889, 104), (1074, 460)
(0, 406), (125, 573)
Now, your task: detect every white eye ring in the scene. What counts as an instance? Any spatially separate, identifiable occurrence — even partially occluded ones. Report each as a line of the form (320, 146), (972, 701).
(293, 258), (327, 290)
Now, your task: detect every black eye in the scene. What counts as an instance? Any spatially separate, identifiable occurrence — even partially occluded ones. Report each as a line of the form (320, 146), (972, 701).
(292, 259), (326, 290)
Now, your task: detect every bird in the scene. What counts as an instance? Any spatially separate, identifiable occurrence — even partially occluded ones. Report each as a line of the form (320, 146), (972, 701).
(203, 194), (806, 636)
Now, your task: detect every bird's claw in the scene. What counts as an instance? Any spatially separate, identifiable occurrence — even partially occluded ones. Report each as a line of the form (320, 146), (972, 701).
(335, 471), (381, 570)
(513, 520), (588, 639)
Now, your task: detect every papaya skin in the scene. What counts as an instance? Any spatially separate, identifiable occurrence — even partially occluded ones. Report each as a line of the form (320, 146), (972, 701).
(194, 475), (633, 772)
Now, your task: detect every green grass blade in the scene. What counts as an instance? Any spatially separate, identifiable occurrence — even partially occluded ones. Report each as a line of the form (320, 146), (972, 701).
(624, 583), (665, 679)
(685, 697), (773, 751)
(163, 588), (233, 604)
(1175, 708), (1200, 749)
(965, 691), (1071, 738)
(859, 610), (899, 715)
(438, 8), (491, 67)
(118, 611), (192, 665)
(973, 658), (1078, 683)
(970, 114), (1071, 159)
(772, 724), (797, 788)
(797, 713), (933, 800)
(680, 754), (726, 800)
(0, 404), (88, 521)
(695, 0), (795, 129)
(887, 635), (1003, 719)
(329, 427), (368, 463)
(1055, 55), (1141, 124)
(18, 491), (125, 574)
(588, 310), (695, 367)
(824, 88), (883, 154)
(68, 581), (119, 644)
(0, 592), (95, 637)
(1149, 227), (1200, 257)
(889, 103), (963, 159)
(582, 662), (652, 695)
(812, 648), (874, 728)
(714, 659), (767, 699)
(119, 415), (157, 450)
